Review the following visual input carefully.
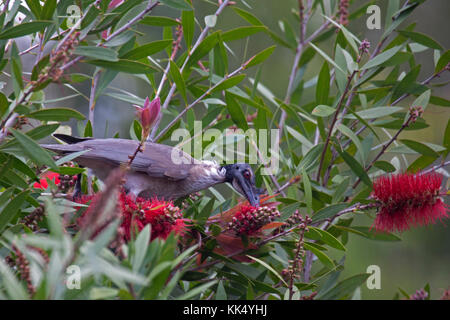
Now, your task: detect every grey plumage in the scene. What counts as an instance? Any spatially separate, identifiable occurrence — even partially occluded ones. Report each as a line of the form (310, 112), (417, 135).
(41, 134), (260, 206)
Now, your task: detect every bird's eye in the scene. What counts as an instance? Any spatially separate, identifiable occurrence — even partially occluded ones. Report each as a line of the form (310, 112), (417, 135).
(243, 170), (251, 180)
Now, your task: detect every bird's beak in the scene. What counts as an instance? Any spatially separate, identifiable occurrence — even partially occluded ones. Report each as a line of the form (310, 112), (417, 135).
(232, 174), (260, 207)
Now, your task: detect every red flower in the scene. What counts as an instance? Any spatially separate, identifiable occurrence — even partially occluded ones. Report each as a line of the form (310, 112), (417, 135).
(371, 172), (448, 232)
(33, 172), (60, 190)
(77, 192), (184, 242)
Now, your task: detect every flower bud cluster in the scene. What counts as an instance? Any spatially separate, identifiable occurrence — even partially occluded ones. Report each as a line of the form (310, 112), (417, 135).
(20, 204), (45, 232)
(338, 0), (350, 26)
(227, 206), (281, 236)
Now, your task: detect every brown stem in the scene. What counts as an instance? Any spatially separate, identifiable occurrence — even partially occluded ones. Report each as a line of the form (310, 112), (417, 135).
(149, 0), (232, 140)
(316, 68), (359, 182)
(352, 114), (414, 189)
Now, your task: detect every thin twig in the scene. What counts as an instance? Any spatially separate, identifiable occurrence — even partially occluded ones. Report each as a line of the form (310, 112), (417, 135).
(422, 160), (450, 175)
(316, 68), (359, 182)
(150, 0), (231, 140)
(352, 113), (415, 189)
(61, 0), (159, 71)
(88, 71), (101, 130)
(154, 64), (245, 141)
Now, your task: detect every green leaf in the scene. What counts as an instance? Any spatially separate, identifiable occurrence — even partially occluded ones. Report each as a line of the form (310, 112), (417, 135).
(0, 190), (29, 233)
(246, 255), (287, 286)
(407, 155), (436, 173)
(344, 106), (404, 119)
(232, 7), (263, 26)
(412, 89), (431, 111)
(221, 26), (266, 42)
(306, 227), (346, 251)
(303, 243), (335, 269)
(90, 287), (119, 300)
(244, 46), (276, 69)
(316, 62), (330, 105)
(27, 108), (85, 122)
(338, 150), (372, 188)
(0, 21), (53, 39)
(398, 30), (443, 50)
(9, 128), (57, 170)
(312, 105), (335, 117)
(302, 168), (312, 212)
(444, 119), (450, 153)
(392, 64), (420, 100)
(374, 160), (396, 172)
(319, 274), (370, 300)
(159, 0), (192, 11)
(361, 46), (402, 70)
(225, 92), (248, 130)
(84, 120), (93, 137)
(25, 0), (41, 19)
(210, 75), (245, 94)
(10, 42), (23, 95)
(430, 96), (450, 107)
(310, 43), (345, 74)
(185, 31), (220, 69)
(400, 139), (439, 158)
(132, 225), (151, 272)
(335, 226), (401, 241)
(41, 0), (57, 21)
(337, 124), (364, 162)
(0, 260), (28, 300)
(0, 92), (8, 117)
(85, 59), (156, 74)
(74, 46), (118, 62)
(169, 61), (187, 102)
(435, 50), (450, 73)
(140, 16), (180, 26)
(182, 10), (195, 49)
(311, 203), (349, 223)
(297, 143), (324, 172)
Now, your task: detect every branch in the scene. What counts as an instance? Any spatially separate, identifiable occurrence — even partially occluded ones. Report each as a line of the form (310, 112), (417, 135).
(422, 160), (450, 175)
(189, 202), (374, 272)
(352, 112), (416, 189)
(316, 68), (359, 182)
(88, 71), (101, 131)
(154, 64), (245, 141)
(61, 0), (159, 71)
(149, 0), (232, 140)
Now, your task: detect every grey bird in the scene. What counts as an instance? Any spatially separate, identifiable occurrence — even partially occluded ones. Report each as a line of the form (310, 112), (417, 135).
(41, 134), (261, 206)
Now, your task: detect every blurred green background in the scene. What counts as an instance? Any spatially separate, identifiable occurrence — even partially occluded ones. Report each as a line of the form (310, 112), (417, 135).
(4, 0), (449, 299)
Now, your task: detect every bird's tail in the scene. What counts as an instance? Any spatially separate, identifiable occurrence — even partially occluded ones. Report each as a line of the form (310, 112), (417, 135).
(53, 134), (90, 144)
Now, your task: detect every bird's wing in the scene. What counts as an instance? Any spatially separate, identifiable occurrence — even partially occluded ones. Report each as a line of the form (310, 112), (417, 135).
(42, 138), (196, 181)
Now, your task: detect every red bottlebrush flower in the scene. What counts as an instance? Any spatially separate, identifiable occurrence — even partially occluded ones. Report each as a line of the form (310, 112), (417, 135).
(77, 192), (184, 242)
(228, 205), (281, 236)
(134, 97), (160, 141)
(33, 172), (60, 190)
(371, 172), (448, 233)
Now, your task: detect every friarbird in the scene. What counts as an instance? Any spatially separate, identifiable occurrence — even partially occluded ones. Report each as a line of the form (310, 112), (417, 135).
(41, 134), (261, 206)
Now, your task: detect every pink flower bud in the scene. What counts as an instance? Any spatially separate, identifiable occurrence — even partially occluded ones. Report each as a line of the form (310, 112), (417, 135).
(108, 0), (125, 9)
(135, 97), (160, 140)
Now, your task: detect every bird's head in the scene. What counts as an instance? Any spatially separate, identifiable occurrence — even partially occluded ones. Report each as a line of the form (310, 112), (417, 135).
(222, 163), (262, 207)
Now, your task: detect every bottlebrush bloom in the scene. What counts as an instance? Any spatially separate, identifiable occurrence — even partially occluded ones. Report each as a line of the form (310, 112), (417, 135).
(134, 97), (160, 141)
(33, 172), (60, 190)
(371, 172), (448, 233)
(77, 192), (185, 242)
(227, 205), (281, 236)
